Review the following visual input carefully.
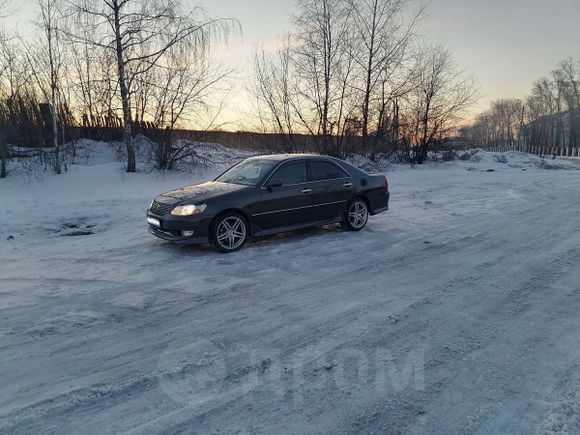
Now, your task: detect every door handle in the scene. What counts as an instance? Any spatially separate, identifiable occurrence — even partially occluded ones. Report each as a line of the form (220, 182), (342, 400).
(301, 188), (312, 193)
(343, 182), (353, 187)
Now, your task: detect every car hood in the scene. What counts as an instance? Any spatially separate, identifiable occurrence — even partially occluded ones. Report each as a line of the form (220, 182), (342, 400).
(157, 181), (249, 203)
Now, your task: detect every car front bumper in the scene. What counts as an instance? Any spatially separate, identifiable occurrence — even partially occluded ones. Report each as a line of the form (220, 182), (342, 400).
(146, 211), (212, 244)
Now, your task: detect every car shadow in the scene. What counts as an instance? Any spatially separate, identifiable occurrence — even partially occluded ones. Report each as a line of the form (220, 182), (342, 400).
(157, 224), (346, 254)
(250, 224), (345, 248)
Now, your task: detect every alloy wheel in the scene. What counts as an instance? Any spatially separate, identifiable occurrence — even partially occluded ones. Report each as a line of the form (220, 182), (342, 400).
(215, 216), (247, 251)
(348, 200), (368, 230)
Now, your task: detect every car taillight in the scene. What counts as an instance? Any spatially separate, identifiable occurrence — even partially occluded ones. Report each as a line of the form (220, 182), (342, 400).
(383, 176), (389, 192)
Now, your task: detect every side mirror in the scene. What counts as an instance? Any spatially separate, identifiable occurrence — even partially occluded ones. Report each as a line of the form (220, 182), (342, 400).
(265, 179), (283, 190)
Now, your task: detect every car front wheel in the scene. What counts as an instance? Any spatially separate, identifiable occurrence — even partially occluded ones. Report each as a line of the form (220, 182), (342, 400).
(344, 198), (369, 231)
(211, 213), (248, 253)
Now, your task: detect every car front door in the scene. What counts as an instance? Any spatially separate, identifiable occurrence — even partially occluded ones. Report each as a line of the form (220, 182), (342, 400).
(253, 161), (314, 231)
(308, 160), (353, 221)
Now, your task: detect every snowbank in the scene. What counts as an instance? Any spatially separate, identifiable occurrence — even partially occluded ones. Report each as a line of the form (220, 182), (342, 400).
(463, 149), (579, 171)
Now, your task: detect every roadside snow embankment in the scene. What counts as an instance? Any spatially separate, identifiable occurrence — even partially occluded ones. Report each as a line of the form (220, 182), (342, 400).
(464, 149), (579, 171)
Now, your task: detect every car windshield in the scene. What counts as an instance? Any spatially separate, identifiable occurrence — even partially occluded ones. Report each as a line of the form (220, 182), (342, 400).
(215, 159), (278, 186)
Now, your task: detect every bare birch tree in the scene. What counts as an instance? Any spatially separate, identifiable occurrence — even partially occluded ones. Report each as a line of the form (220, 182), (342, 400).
(292, 0), (355, 155)
(17, 0), (67, 174)
(0, 30), (8, 178)
(403, 44), (477, 163)
(253, 0), (426, 159)
(553, 58), (580, 147)
(253, 36), (298, 153)
(0, 1), (14, 19)
(150, 46), (233, 169)
(32, 0), (66, 174)
(350, 0), (422, 153)
(68, 0), (236, 172)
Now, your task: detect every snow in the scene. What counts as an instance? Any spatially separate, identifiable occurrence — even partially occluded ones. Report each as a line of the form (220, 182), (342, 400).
(1, 145), (580, 434)
(465, 149), (579, 171)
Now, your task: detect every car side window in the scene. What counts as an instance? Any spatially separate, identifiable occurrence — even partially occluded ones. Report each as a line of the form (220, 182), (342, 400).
(270, 162), (308, 185)
(311, 161), (349, 181)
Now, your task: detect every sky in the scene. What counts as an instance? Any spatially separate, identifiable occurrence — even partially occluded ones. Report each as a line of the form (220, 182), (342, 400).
(201, 0), (580, 127)
(3, 0), (580, 129)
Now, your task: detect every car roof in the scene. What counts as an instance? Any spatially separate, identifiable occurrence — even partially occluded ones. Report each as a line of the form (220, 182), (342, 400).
(244, 153), (367, 177)
(246, 153), (332, 162)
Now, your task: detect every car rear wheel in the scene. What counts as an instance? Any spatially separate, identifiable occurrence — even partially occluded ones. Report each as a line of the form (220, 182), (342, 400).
(344, 198), (369, 231)
(211, 213), (248, 253)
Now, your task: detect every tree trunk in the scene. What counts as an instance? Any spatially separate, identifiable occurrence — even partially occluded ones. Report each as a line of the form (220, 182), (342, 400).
(160, 126), (172, 169)
(113, 0), (136, 173)
(417, 99), (431, 164)
(361, 1), (378, 154)
(47, 14), (61, 175)
(0, 142), (7, 179)
(51, 103), (61, 174)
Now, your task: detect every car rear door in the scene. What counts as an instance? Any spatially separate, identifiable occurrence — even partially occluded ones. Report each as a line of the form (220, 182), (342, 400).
(308, 160), (353, 221)
(253, 161), (315, 231)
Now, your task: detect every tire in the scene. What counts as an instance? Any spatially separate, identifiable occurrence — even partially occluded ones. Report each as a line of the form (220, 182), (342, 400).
(343, 198), (369, 231)
(211, 212), (248, 253)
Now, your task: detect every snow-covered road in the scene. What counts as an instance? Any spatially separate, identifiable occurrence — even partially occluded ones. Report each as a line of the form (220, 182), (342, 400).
(1, 152), (580, 434)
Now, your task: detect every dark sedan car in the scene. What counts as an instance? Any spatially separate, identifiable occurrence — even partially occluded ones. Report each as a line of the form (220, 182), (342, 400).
(147, 154), (389, 252)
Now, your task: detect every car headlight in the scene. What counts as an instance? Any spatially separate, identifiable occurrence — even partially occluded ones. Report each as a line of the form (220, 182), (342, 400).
(171, 203), (207, 216)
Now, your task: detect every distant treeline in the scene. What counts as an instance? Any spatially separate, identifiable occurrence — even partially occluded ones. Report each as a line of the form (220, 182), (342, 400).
(462, 58), (580, 150)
